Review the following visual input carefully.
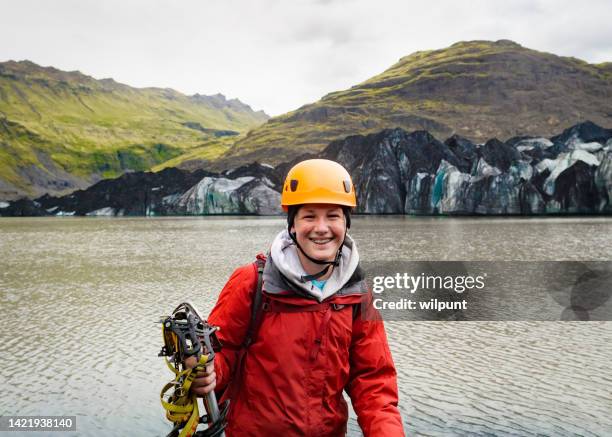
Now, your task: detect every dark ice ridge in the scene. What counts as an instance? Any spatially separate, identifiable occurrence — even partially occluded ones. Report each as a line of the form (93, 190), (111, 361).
(2, 121), (611, 216)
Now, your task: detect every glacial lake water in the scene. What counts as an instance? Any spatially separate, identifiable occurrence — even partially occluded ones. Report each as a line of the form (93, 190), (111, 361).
(1, 216), (611, 436)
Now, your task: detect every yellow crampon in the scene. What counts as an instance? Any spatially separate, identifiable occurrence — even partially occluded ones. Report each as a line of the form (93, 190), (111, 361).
(160, 354), (210, 437)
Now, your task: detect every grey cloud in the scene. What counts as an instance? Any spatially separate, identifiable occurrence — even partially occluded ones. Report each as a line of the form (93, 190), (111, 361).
(285, 17), (379, 48)
(290, 23), (356, 45)
(493, 0), (548, 17)
(311, 0), (357, 4)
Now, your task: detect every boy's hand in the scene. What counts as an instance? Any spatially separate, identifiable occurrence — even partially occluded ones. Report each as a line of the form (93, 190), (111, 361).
(185, 356), (216, 396)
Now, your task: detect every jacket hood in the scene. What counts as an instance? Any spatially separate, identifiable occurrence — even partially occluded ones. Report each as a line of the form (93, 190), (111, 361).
(267, 229), (361, 302)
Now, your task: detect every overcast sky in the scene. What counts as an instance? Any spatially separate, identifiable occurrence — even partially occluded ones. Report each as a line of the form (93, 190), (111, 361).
(1, 0), (611, 116)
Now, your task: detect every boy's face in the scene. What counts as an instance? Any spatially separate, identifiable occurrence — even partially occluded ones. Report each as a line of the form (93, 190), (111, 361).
(291, 204), (346, 262)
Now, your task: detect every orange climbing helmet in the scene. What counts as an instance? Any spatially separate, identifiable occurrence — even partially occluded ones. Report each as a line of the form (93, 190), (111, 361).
(281, 159), (357, 211)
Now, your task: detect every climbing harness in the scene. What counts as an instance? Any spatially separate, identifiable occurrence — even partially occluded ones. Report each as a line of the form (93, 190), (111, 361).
(159, 302), (228, 437)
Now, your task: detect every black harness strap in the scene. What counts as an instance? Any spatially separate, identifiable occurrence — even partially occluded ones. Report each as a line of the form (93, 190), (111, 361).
(225, 256), (265, 404)
(242, 256), (265, 348)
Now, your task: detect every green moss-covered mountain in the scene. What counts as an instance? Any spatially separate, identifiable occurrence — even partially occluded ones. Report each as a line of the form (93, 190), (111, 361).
(217, 40), (612, 169)
(0, 60), (268, 199)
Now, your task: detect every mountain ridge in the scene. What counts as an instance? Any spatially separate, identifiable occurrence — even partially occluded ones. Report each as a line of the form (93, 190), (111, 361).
(0, 60), (269, 200)
(215, 39), (612, 170)
(1, 59), (268, 114)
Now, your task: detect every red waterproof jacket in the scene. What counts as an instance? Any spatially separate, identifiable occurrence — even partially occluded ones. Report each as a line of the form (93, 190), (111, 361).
(208, 255), (404, 436)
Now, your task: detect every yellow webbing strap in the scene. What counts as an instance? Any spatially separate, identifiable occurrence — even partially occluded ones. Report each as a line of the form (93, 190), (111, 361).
(160, 354), (210, 437)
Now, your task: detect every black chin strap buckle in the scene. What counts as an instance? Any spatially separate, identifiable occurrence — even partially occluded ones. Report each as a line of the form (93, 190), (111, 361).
(300, 248), (343, 282)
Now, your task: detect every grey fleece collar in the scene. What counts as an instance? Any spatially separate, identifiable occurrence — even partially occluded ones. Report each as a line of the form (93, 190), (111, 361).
(266, 229), (360, 302)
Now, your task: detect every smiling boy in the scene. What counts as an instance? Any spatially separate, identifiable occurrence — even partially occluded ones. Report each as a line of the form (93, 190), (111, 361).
(192, 159), (404, 436)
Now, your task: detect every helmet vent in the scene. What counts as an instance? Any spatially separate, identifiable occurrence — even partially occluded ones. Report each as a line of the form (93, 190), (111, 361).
(343, 180), (351, 193)
(290, 179), (299, 192)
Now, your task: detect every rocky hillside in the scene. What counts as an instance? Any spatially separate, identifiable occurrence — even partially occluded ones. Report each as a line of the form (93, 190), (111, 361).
(217, 40), (612, 169)
(0, 60), (268, 200)
(3, 122), (610, 216)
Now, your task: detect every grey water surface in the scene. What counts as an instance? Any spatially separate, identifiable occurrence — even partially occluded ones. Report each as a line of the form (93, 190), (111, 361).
(1, 216), (611, 436)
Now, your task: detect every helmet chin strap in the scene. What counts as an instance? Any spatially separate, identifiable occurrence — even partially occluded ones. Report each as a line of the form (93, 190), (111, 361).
(289, 229), (347, 282)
